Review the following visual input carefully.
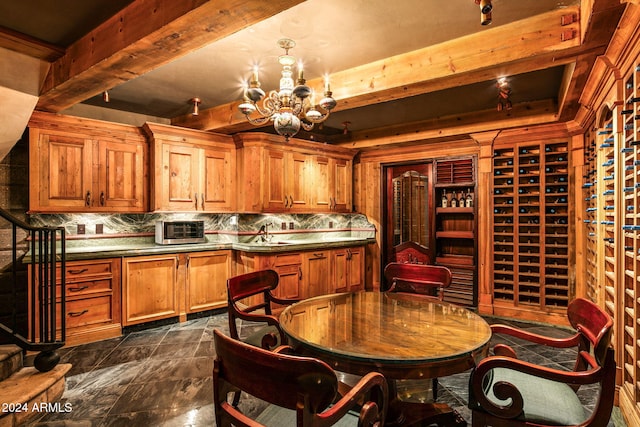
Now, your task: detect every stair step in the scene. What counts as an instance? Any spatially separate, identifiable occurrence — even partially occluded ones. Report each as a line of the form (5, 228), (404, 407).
(0, 345), (23, 382)
(0, 363), (72, 426)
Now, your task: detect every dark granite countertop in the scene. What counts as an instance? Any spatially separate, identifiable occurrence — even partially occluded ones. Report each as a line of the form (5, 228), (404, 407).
(26, 235), (376, 262)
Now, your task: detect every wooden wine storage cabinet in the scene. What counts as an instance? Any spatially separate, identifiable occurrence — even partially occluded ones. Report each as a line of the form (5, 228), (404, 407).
(491, 141), (572, 318)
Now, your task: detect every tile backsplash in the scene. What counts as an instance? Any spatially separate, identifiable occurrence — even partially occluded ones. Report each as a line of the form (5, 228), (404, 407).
(29, 212), (375, 241)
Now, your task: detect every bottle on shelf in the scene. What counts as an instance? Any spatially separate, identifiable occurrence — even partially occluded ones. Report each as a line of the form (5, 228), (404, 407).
(450, 191), (458, 208)
(465, 189), (473, 207)
(441, 190), (448, 208)
(458, 191), (465, 207)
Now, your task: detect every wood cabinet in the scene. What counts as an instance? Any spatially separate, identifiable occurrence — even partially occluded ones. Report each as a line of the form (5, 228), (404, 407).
(29, 111), (147, 213)
(123, 250), (232, 326)
(29, 258), (122, 346)
(122, 254), (180, 326)
(303, 250), (331, 298)
(185, 250), (232, 313)
(264, 148), (311, 211)
(434, 157), (477, 306)
(331, 247), (364, 293)
(144, 122), (236, 212)
(236, 245), (366, 302)
(235, 133), (355, 213)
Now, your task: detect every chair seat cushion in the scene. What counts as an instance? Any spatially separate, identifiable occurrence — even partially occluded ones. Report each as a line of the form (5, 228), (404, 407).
(256, 403), (360, 427)
(481, 367), (587, 426)
(243, 325), (281, 348)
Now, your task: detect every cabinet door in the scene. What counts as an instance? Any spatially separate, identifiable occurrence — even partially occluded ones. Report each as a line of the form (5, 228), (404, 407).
(273, 263), (303, 300)
(304, 251), (330, 298)
(186, 250), (231, 313)
(312, 155), (331, 211)
(97, 139), (146, 211)
(332, 247), (364, 293)
(122, 255), (180, 326)
(288, 152), (311, 211)
(346, 246), (364, 292)
(31, 131), (92, 210)
(200, 147), (235, 211)
(264, 148), (287, 210)
(158, 143), (200, 211)
(331, 158), (352, 212)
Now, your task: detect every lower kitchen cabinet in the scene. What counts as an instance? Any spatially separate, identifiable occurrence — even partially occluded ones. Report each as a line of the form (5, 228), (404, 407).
(122, 250), (232, 326)
(331, 247), (364, 293)
(28, 258), (122, 346)
(236, 245), (366, 305)
(122, 254), (180, 326)
(185, 250), (232, 313)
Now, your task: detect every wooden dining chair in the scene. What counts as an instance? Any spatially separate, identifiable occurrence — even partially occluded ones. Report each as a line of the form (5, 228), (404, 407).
(383, 262), (452, 401)
(213, 329), (388, 427)
(391, 241), (433, 265)
(226, 269), (299, 350)
(383, 262), (452, 299)
(468, 297), (615, 427)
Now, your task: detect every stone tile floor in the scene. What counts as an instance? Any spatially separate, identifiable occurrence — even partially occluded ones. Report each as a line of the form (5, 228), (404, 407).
(26, 312), (626, 426)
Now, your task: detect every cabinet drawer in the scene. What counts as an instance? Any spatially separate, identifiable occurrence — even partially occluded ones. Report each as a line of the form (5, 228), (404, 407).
(66, 278), (114, 296)
(66, 296), (114, 329)
(270, 253), (302, 267)
(62, 260), (116, 279)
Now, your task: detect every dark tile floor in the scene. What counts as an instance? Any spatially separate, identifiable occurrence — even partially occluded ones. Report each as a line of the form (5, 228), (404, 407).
(27, 312), (626, 426)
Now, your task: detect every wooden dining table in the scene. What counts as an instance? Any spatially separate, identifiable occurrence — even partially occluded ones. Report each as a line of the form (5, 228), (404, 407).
(279, 291), (492, 427)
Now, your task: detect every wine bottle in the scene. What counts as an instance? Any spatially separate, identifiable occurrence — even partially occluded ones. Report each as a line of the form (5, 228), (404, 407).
(458, 191), (466, 207)
(465, 189), (473, 208)
(441, 190), (448, 208)
(450, 191), (458, 207)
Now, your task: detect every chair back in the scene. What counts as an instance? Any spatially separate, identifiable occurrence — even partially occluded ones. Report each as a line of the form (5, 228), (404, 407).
(392, 241), (432, 264)
(213, 329), (338, 419)
(567, 297), (614, 366)
(226, 269), (280, 341)
(384, 262), (452, 299)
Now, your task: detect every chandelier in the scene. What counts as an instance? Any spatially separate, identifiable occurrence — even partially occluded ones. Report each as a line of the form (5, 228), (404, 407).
(238, 38), (337, 140)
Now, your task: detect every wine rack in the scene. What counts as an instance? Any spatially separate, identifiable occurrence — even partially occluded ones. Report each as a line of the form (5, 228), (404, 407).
(434, 157), (476, 306)
(582, 126), (598, 303)
(620, 62), (640, 412)
(491, 141), (570, 311)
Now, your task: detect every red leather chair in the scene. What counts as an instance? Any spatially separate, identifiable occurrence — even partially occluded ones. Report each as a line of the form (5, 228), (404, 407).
(391, 241), (433, 264)
(383, 262), (452, 300)
(468, 297), (615, 427)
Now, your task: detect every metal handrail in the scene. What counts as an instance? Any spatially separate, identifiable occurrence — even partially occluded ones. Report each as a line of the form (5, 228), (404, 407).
(0, 207), (65, 371)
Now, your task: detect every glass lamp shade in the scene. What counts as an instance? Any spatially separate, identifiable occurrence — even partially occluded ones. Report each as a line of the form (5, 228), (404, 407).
(319, 96), (337, 111)
(238, 102), (256, 115)
(273, 111), (301, 138)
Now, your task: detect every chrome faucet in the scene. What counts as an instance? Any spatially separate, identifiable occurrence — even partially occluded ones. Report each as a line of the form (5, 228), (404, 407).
(257, 222), (273, 242)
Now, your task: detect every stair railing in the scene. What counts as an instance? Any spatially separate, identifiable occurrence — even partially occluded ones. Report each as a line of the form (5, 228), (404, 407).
(0, 207), (65, 372)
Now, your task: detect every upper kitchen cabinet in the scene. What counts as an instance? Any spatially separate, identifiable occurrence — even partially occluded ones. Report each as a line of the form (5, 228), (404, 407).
(143, 123), (236, 212)
(29, 111), (148, 213)
(235, 133), (356, 213)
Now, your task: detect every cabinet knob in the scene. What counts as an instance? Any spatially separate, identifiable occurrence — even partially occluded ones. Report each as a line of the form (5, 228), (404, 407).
(85, 191), (91, 207)
(100, 191), (105, 206)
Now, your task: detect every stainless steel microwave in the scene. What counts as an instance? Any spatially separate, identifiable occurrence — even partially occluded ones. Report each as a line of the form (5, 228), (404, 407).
(155, 220), (206, 245)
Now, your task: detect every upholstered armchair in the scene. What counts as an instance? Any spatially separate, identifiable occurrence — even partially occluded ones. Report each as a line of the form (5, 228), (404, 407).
(468, 297), (615, 427)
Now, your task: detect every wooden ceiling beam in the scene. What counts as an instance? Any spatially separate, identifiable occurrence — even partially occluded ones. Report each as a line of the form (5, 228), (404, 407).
(334, 99), (559, 150)
(35, 0), (304, 112)
(0, 25), (64, 62)
(173, 7), (581, 131)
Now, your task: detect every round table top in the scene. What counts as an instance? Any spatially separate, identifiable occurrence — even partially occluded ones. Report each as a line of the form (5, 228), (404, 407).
(280, 292), (492, 375)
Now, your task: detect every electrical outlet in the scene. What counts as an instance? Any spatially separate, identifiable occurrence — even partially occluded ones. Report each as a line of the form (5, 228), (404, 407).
(96, 224), (104, 234)
(77, 224), (85, 234)
(289, 222), (294, 230)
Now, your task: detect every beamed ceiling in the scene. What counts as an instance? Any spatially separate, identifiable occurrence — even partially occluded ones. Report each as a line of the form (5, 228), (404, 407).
(0, 0), (632, 148)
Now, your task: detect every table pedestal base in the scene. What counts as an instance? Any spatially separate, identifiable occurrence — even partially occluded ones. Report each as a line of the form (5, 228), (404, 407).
(387, 400), (467, 427)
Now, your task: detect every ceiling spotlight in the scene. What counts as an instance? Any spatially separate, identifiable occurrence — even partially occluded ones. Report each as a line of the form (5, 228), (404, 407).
(102, 91), (110, 103)
(190, 97), (201, 116)
(475, 0), (493, 25)
(496, 78), (512, 112)
(342, 121), (351, 135)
